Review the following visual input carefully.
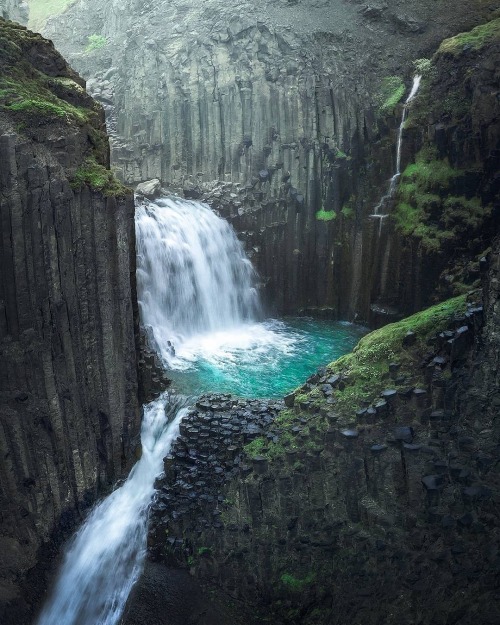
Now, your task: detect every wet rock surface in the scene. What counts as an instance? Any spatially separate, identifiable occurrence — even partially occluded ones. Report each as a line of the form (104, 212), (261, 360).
(42, 0), (498, 320)
(121, 561), (251, 625)
(149, 394), (284, 558)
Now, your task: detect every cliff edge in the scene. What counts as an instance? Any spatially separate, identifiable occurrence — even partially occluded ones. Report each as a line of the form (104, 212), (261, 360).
(0, 18), (140, 623)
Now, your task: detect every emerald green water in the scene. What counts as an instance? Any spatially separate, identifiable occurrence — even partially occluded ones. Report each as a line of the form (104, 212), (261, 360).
(168, 317), (366, 398)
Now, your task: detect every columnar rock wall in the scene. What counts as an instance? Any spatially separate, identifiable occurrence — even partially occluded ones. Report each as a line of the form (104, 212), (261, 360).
(149, 273), (499, 625)
(42, 0), (497, 320)
(0, 20), (140, 622)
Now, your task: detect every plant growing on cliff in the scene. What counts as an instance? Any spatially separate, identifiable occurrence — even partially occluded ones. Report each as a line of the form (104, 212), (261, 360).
(328, 295), (468, 416)
(393, 147), (491, 252)
(85, 34), (107, 53)
(438, 17), (500, 55)
(316, 208), (337, 221)
(413, 58), (432, 75)
(280, 572), (315, 591)
(377, 76), (405, 112)
(71, 157), (130, 197)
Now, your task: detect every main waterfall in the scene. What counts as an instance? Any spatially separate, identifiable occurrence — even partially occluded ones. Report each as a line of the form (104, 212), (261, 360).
(136, 197), (261, 366)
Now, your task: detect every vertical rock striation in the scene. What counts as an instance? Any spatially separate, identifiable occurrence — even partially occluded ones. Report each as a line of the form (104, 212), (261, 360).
(42, 0), (497, 320)
(0, 19), (140, 622)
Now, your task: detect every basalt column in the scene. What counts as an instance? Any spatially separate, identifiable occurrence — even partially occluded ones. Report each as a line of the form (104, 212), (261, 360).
(0, 20), (140, 623)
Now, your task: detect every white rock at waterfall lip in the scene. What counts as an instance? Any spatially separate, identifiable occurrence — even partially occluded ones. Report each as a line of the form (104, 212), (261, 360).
(135, 179), (163, 199)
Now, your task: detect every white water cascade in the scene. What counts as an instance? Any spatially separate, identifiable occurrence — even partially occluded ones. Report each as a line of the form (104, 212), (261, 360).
(36, 395), (187, 625)
(136, 196), (261, 368)
(371, 74), (422, 232)
(36, 197), (266, 625)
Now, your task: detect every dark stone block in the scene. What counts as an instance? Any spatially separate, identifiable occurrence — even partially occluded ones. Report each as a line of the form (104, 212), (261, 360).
(283, 392), (295, 408)
(422, 474), (445, 491)
(402, 331), (416, 347)
(341, 429), (359, 439)
(394, 426), (414, 443)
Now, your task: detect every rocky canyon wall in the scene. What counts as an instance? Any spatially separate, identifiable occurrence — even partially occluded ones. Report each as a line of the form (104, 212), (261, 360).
(147, 246), (499, 625)
(0, 19), (140, 623)
(0, 0), (28, 24)
(41, 0), (498, 320)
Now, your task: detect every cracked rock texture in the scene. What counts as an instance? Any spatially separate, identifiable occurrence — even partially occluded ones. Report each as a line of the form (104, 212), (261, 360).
(0, 20), (140, 624)
(0, 0), (28, 24)
(42, 0), (498, 319)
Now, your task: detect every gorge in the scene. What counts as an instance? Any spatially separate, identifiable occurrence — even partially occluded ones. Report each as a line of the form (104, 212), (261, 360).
(0, 1), (499, 624)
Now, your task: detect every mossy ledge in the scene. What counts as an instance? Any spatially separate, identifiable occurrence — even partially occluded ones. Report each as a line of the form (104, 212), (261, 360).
(245, 294), (468, 461)
(0, 18), (129, 197)
(438, 16), (500, 56)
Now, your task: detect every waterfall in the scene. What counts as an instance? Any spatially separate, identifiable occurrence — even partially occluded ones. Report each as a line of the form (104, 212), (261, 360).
(136, 196), (261, 366)
(371, 74), (422, 230)
(36, 395), (187, 625)
(36, 196), (263, 625)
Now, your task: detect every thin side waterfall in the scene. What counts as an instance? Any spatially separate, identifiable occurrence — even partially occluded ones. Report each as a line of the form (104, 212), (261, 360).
(136, 197), (261, 366)
(36, 395), (188, 625)
(371, 74), (422, 233)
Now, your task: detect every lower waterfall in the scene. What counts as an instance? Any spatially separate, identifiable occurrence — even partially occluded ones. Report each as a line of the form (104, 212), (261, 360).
(36, 396), (187, 625)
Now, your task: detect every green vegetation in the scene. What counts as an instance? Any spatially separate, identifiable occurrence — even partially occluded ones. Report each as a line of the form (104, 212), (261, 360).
(280, 572), (315, 591)
(197, 546), (213, 557)
(244, 410), (300, 460)
(328, 295), (467, 415)
(243, 295), (467, 461)
(85, 34), (107, 53)
(438, 17), (500, 55)
(413, 58), (432, 75)
(340, 196), (355, 219)
(0, 20), (128, 197)
(71, 157), (129, 196)
(315, 209), (336, 221)
(1, 78), (89, 123)
(378, 76), (405, 112)
(393, 147), (491, 252)
(28, 0), (75, 33)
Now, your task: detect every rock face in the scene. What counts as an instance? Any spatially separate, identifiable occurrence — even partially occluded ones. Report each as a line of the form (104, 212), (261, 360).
(0, 0), (28, 24)
(0, 20), (140, 623)
(150, 279), (499, 624)
(42, 0), (498, 319)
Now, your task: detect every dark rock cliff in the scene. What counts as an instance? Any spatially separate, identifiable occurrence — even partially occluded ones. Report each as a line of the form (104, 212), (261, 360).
(0, 19), (140, 623)
(148, 255), (499, 625)
(139, 22), (500, 624)
(41, 0), (498, 320)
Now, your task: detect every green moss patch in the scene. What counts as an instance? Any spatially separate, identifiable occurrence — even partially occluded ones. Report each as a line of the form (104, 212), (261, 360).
(438, 17), (500, 56)
(243, 296), (467, 462)
(71, 157), (129, 197)
(0, 18), (127, 196)
(393, 147), (491, 252)
(85, 34), (107, 54)
(316, 209), (336, 221)
(280, 572), (315, 592)
(328, 295), (466, 415)
(377, 76), (405, 112)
